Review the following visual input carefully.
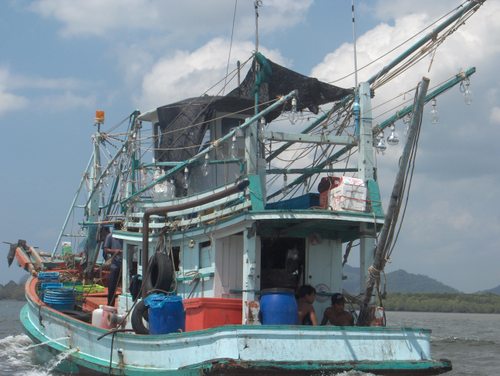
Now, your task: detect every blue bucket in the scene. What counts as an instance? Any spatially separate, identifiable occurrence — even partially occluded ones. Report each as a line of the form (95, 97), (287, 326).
(259, 288), (298, 325)
(43, 288), (75, 311)
(145, 294), (185, 335)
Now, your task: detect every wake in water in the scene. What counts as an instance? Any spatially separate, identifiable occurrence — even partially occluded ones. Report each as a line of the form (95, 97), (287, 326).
(0, 334), (77, 376)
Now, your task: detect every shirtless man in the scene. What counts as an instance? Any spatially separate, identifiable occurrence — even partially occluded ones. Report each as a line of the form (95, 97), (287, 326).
(321, 293), (354, 326)
(297, 285), (318, 325)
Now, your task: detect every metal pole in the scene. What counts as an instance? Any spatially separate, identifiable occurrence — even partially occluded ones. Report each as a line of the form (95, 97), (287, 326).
(358, 77), (430, 325)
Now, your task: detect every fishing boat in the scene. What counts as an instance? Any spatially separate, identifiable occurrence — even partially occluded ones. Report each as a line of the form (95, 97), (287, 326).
(8, 1), (485, 374)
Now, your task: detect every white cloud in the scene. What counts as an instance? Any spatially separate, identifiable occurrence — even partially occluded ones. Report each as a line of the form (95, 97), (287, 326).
(36, 91), (97, 112)
(0, 68), (28, 115)
(490, 107), (500, 124)
(137, 38), (286, 110)
(0, 90), (28, 115)
(29, 0), (312, 40)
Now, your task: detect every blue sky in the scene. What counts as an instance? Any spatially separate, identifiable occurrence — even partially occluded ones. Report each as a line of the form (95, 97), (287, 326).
(1, 0), (499, 293)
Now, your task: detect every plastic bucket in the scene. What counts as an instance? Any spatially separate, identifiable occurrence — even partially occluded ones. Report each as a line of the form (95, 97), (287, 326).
(43, 288), (75, 311)
(259, 288), (298, 325)
(145, 294), (185, 335)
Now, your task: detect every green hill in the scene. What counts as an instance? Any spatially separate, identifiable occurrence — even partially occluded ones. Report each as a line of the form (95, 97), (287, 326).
(0, 281), (25, 300)
(481, 284), (500, 295)
(342, 265), (459, 294)
(385, 269), (459, 293)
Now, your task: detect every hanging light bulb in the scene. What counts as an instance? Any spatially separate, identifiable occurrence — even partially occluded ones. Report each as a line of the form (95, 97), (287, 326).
(387, 124), (400, 146)
(258, 118), (266, 142)
(460, 78), (472, 105)
(290, 97), (298, 124)
(430, 98), (439, 124)
(230, 135), (238, 159)
(282, 172), (289, 195)
(202, 154), (209, 176)
(167, 179), (175, 199)
(183, 166), (189, 190)
(403, 114), (412, 135)
(376, 131), (387, 153)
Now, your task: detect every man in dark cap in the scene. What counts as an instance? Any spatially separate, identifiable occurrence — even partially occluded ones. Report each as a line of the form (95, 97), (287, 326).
(321, 293), (354, 326)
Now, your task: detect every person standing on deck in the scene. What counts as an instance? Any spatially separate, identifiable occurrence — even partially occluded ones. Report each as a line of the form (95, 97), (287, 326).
(297, 285), (318, 325)
(104, 222), (123, 306)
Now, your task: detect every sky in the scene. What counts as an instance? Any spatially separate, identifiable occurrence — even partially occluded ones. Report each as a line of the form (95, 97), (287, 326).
(0, 0), (499, 293)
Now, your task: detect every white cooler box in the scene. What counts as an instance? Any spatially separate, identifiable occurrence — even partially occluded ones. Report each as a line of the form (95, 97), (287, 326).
(329, 176), (367, 212)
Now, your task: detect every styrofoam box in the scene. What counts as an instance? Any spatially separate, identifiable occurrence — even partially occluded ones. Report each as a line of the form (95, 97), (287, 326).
(328, 176), (367, 212)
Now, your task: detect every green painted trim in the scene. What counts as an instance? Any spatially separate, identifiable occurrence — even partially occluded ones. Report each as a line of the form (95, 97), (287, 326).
(248, 174), (264, 210)
(367, 178), (384, 217)
(258, 208), (385, 220)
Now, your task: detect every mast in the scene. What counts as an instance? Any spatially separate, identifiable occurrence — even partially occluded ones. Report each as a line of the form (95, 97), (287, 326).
(357, 82), (376, 294)
(84, 113), (104, 276)
(358, 77), (430, 325)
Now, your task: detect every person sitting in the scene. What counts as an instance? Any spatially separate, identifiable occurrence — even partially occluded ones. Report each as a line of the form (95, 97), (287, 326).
(321, 293), (354, 326)
(296, 284), (318, 325)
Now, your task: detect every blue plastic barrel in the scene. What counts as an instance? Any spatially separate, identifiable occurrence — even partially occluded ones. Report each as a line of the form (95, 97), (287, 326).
(259, 288), (298, 325)
(145, 294), (185, 335)
(43, 288), (75, 311)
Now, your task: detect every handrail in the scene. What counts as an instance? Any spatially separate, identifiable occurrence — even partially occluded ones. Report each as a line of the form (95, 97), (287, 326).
(141, 180), (249, 297)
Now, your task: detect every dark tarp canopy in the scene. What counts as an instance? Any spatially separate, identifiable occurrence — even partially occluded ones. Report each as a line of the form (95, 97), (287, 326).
(154, 53), (352, 164)
(226, 52), (353, 122)
(154, 96), (255, 164)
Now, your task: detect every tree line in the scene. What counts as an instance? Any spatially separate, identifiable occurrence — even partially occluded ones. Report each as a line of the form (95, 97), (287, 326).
(2, 282), (500, 313)
(383, 293), (500, 314)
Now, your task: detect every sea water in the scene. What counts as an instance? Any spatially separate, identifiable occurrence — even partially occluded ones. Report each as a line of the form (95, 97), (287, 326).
(1, 300), (499, 375)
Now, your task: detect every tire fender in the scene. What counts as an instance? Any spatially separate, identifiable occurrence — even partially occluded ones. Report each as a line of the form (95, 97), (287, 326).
(144, 252), (174, 293)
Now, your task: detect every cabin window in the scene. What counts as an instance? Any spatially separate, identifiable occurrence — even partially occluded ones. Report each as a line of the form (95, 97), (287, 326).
(172, 246), (180, 271)
(199, 241), (213, 269)
(260, 237), (305, 290)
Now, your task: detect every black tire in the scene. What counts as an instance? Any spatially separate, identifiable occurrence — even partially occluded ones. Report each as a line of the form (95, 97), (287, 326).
(131, 299), (149, 335)
(144, 252), (174, 293)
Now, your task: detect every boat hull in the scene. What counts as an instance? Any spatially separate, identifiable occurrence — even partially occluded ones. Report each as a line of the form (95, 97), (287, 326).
(21, 298), (451, 375)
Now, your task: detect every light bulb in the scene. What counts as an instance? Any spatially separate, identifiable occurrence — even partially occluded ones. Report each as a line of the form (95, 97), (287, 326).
(230, 135), (238, 159)
(375, 131), (387, 153)
(460, 79), (472, 105)
(464, 86), (472, 105)
(282, 173), (289, 195)
(183, 167), (189, 190)
(387, 124), (399, 146)
(258, 119), (266, 142)
(290, 98), (298, 124)
(376, 138), (387, 153)
(202, 154), (209, 176)
(430, 98), (439, 124)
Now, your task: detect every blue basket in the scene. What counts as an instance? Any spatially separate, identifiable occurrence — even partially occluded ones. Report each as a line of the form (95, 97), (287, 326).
(38, 271), (60, 281)
(43, 288), (76, 311)
(40, 282), (63, 291)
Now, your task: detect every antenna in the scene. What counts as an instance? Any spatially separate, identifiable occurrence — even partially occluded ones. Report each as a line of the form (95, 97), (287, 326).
(254, 0), (262, 53)
(352, 0), (359, 88)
